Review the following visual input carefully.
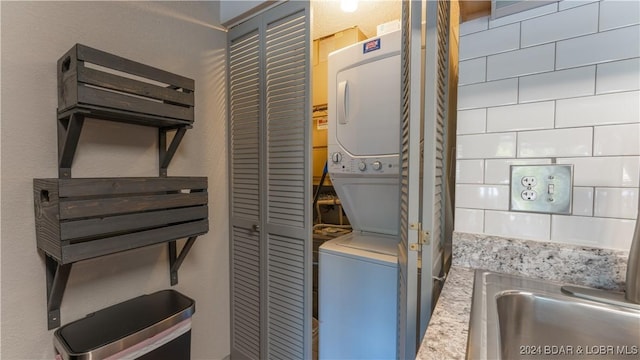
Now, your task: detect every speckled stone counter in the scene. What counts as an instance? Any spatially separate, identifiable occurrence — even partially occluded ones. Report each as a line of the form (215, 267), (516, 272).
(417, 232), (629, 360)
(416, 266), (474, 359)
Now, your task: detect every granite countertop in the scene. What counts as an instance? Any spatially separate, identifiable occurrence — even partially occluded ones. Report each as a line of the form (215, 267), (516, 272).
(416, 232), (629, 360)
(416, 266), (474, 359)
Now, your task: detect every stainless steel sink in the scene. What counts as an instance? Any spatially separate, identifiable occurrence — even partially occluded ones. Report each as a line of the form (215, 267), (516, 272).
(467, 270), (640, 360)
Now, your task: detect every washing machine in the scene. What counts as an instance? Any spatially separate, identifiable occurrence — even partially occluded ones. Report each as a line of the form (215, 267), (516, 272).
(319, 29), (401, 359)
(319, 232), (398, 359)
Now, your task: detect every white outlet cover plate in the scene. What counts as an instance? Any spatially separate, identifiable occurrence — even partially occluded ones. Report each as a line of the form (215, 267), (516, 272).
(509, 164), (573, 214)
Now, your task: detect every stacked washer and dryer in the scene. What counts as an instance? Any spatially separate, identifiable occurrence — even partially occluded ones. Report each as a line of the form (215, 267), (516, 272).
(318, 29), (401, 359)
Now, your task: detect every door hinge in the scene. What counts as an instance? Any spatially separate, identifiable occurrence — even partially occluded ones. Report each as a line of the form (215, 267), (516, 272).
(420, 230), (430, 245)
(409, 222), (430, 247)
(408, 223), (430, 252)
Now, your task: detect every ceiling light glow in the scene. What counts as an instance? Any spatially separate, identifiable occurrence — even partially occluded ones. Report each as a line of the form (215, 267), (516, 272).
(340, 0), (358, 13)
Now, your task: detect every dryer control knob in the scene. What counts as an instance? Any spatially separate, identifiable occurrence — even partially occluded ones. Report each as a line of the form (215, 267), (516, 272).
(372, 161), (382, 170)
(358, 162), (367, 171)
(331, 152), (342, 163)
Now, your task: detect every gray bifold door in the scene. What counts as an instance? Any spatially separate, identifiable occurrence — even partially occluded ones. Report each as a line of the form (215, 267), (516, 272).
(397, 0), (451, 359)
(228, 2), (312, 360)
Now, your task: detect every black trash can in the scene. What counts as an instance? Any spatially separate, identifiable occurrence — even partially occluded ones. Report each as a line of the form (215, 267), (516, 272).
(54, 290), (195, 360)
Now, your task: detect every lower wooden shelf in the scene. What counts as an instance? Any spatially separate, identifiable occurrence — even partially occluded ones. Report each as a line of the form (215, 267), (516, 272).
(33, 176), (209, 329)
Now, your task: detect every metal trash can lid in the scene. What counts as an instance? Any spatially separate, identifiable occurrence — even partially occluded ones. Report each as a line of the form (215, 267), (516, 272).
(54, 290), (195, 360)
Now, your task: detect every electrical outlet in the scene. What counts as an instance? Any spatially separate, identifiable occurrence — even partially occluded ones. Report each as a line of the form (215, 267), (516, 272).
(521, 176), (537, 187)
(510, 165), (573, 214)
(521, 190), (537, 201)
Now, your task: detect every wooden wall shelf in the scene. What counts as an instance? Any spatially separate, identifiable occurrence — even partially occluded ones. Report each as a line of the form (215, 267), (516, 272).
(34, 177), (208, 264)
(35, 44), (208, 329)
(34, 177), (208, 329)
(58, 44), (194, 128)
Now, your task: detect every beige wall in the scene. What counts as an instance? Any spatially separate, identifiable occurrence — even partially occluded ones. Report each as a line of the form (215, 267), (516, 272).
(1, 2), (229, 359)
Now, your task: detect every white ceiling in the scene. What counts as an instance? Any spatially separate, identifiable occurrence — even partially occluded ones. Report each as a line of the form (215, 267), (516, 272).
(311, 0), (402, 40)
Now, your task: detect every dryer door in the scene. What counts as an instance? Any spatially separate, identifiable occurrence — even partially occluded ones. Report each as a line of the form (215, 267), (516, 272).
(335, 54), (400, 157)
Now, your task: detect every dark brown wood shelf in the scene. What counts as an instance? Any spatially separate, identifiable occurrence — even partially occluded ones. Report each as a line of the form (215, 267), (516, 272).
(56, 43), (196, 179)
(58, 106), (193, 130)
(58, 43), (194, 128)
(34, 177), (209, 329)
(35, 44), (207, 330)
(34, 177), (208, 264)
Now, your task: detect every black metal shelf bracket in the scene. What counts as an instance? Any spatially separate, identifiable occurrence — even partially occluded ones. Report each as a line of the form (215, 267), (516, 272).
(159, 127), (187, 177)
(57, 113), (85, 179)
(168, 236), (198, 285)
(45, 256), (72, 330)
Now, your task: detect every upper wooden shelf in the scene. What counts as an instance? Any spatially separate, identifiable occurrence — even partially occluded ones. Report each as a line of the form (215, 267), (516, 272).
(55, 44), (196, 178)
(57, 44), (195, 129)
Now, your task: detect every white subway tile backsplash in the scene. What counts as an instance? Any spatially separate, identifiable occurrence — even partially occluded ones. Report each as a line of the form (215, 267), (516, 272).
(518, 127), (593, 158)
(484, 210), (551, 241)
(558, 0), (599, 11)
(572, 187), (594, 216)
(596, 58), (640, 94)
(455, 184), (510, 210)
(599, 0), (640, 31)
(456, 159), (485, 184)
(487, 44), (555, 81)
(556, 25), (640, 69)
(519, 66), (596, 102)
(557, 156), (640, 187)
(458, 79), (519, 109)
(594, 123), (640, 156)
(594, 187), (639, 219)
(556, 91), (640, 128)
(551, 215), (636, 250)
(454, 208), (485, 233)
(486, 101), (555, 132)
(457, 133), (517, 159)
(489, 2), (558, 28)
(457, 109), (487, 134)
(484, 158), (552, 184)
(459, 16), (489, 36)
(521, 2), (598, 47)
(454, 0), (640, 250)
(459, 23), (520, 60)
(459, 57), (487, 85)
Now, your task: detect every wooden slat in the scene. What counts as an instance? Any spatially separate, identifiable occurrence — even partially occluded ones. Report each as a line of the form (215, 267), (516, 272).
(58, 177), (207, 197)
(78, 67), (194, 106)
(77, 85), (193, 121)
(62, 219), (208, 263)
(60, 205), (208, 241)
(60, 192), (208, 220)
(75, 44), (194, 90)
(59, 106), (193, 128)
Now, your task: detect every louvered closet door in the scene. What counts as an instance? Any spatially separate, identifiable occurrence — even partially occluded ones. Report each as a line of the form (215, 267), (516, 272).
(397, 1), (423, 358)
(228, 2), (311, 360)
(397, 0), (452, 358)
(419, 0), (450, 339)
(229, 21), (262, 360)
(263, 4), (311, 359)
